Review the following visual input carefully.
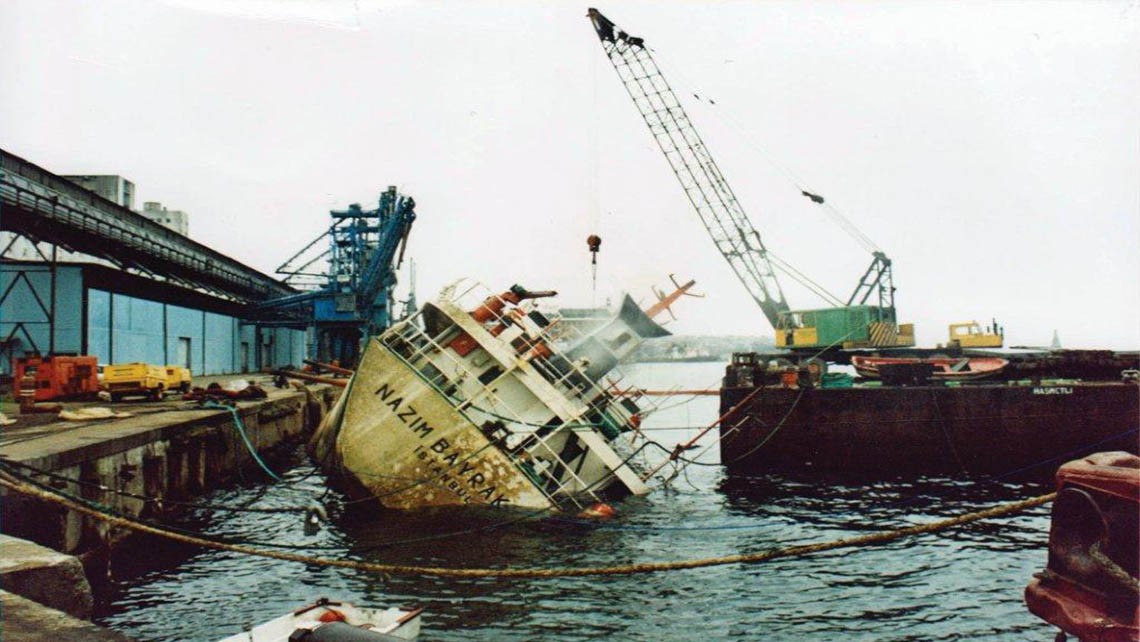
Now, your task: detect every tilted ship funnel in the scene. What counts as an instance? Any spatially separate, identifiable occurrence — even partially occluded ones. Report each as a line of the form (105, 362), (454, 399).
(564, 294), (671, 380)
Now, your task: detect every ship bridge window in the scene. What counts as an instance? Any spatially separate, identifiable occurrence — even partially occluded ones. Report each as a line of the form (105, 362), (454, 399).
(536, 416), (563, 439)
(478, 365), (504, 386)
(607, 332), (633, 350)
(385, 329), (424, 359)
(527, 310), (551, 328)
(418, 361), (453, 390)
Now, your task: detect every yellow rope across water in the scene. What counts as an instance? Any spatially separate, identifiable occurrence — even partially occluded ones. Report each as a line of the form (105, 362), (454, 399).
(0, 474), (1055, 579)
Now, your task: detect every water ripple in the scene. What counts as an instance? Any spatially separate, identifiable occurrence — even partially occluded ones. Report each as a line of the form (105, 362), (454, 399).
(95, 363), (1060, 641)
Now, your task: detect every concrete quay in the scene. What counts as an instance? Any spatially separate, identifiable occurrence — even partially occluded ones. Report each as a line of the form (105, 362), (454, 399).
(1, 589), (136, 642)
(0, 534), (134, 641)
(0, 377), (337, 560)
(0, 377), (338, 641)
(0, 533), (94, 619)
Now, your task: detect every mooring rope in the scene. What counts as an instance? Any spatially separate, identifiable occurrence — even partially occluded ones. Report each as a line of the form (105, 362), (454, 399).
(203, 400), (282, 482)
(0, 472), (1055, 579)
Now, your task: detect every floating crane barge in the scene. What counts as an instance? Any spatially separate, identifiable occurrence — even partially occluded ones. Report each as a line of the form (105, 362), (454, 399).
(719, 350), (1139, 478)
(587, 10), (1139, 479)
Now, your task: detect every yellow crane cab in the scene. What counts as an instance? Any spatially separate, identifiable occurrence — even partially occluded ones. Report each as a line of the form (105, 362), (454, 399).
(948, 320), (1003, 349)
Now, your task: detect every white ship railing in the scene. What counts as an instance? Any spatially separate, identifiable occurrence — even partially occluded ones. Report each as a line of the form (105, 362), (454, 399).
(408, 281), (643, 422)
(376, 281), (656, 507)
(440, 281), (661, 466)
(380, 331), (602, 509)
(380, 287), (644, 509)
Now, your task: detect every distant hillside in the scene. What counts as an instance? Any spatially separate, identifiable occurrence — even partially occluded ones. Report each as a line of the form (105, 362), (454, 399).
(629, 334), (775, 363)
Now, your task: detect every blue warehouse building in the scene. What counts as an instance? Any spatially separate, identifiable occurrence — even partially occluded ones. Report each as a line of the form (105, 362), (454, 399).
(1, 149), (306, 376)
(0, 262), (305, 376)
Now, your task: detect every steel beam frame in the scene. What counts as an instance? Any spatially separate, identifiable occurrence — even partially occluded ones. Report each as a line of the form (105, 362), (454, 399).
(1, 149), (294, 304)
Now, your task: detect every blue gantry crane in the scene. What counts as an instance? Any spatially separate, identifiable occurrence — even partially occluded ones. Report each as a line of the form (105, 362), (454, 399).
(256, 186), (416, 366)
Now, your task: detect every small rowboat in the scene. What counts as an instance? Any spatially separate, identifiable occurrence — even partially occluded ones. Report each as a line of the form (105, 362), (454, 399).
(217, 598), (422, 642)
(851, 355), (1008, 381)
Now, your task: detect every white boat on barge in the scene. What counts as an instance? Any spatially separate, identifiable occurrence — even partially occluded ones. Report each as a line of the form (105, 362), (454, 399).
(310, 280), (672, 511)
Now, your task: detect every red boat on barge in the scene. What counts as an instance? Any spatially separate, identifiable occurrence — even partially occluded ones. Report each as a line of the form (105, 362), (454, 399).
(850, 355), (1008, 381)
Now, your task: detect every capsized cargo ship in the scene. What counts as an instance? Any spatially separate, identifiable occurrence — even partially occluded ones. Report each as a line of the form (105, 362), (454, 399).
(310, 281), (670, 511)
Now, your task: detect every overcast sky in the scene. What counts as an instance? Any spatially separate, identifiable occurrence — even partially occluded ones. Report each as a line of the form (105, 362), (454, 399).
(2, 1), (1137, 348)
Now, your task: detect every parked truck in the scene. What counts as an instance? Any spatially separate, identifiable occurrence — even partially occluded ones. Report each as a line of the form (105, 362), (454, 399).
(163, 366), (193, 393)
(102, 363), (191, 402)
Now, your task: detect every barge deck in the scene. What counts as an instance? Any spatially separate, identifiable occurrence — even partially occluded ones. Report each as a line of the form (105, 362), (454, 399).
(719, 362), (1138, 478)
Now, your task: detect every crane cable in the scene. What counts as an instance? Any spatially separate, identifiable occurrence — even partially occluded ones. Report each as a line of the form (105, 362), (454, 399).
(0, 471), (1053, 579)
(648, 46), (883, 256)
(767, 252), (844, 307)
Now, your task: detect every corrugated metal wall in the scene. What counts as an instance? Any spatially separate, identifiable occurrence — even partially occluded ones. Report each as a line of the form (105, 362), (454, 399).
(1, 263), (304, 375)
(85, 289), (304, 374)
(112, 295), (165, 364)
(239, 323), (257, 373)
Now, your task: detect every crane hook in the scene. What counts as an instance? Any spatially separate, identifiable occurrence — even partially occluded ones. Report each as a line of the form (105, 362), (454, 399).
(587, 234), (602, 265)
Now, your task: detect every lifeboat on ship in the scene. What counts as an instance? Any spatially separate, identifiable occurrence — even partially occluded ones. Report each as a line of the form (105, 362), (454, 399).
(1025, 451), (1139, 642)
(851, 355), (1008, 381)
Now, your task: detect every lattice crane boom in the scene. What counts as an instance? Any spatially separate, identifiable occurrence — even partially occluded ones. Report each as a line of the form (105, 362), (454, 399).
(588, 8), (790, 330)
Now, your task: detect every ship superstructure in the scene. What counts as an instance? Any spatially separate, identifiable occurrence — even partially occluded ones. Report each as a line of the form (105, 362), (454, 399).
(310, 280), (670, 511)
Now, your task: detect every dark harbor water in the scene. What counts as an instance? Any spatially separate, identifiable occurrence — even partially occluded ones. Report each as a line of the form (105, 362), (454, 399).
(95, 362), (1059, 641)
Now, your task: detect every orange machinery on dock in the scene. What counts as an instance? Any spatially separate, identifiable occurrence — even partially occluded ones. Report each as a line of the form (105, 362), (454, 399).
(13, 355), (100, 402)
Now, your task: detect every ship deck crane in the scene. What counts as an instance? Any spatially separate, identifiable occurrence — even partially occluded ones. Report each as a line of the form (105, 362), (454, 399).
(587, 9), (913, 355)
